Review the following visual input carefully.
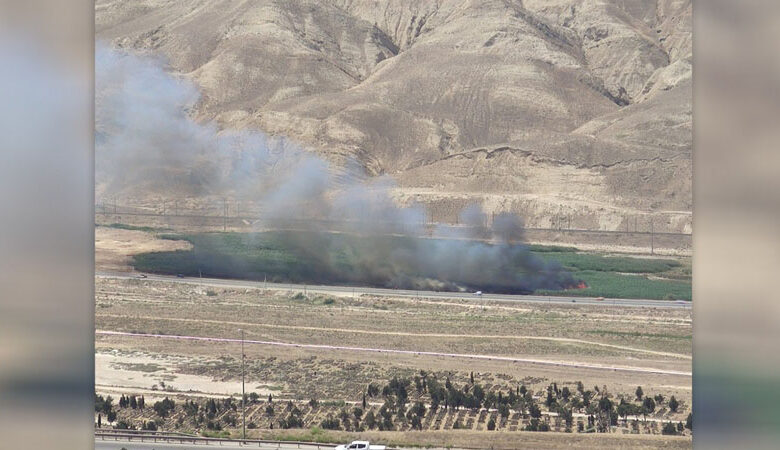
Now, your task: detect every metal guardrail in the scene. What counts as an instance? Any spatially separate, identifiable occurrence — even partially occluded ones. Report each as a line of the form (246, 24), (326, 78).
(95, 429), (391, 449)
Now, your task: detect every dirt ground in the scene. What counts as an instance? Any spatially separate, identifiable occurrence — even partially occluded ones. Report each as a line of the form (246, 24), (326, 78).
(95, 226), (191, 271)
(95, 277), (692, 424)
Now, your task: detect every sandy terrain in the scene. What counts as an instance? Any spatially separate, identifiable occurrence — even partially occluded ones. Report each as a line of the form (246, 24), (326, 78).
(95, 277), (692, 427)
(95, 226), (191, 272)
(96, 0), (692, 232)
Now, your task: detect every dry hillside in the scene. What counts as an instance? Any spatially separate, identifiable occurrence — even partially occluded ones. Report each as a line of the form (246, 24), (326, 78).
(96, 0), (692, 232)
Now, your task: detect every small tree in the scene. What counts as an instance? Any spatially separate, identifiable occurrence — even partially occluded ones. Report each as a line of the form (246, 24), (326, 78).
(129, 395), (137, 409)
(668, 396), (679, 413)
(364, 411), (376, 429)
(529, 403), (542, 419)
(487, 418), (496, 430)
(685, 413), (692, 431)
(265, 405), (274, 416)
(102, 395), (113, 415)
(635, 386), (644, 401)
(654, 394), (665, 405)
(642, 397), (656, 421)
(662, 421), (678, 435)
(498, 403), (510, 419)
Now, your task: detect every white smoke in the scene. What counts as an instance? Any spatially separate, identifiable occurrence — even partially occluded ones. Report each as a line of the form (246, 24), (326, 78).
(96, 44), (576, 292)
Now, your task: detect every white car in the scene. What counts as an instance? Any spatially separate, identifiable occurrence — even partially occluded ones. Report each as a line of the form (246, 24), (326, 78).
(475, 291), (482, 296)
(335, 441), (385, 450)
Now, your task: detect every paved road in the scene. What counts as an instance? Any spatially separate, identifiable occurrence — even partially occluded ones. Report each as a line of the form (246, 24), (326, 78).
(96, 272), (691, 309)
(95, 440), (330, 449)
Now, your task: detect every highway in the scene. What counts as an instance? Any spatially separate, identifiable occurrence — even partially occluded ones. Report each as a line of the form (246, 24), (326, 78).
(95, 440), (339, 450)
(95, 441), (297, 449)
(96, 271), (691, 309)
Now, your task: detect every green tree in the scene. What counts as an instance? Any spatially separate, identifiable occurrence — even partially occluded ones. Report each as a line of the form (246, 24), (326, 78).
(364, 411), (376, 429)
(102, 395), (114, 415)
(685, 413), (692, 431)
(669, 396), (679, 413)
(642, 397), (656, 421)
(635, 386), (643, 401)
(662, 421), (678, 435)
(487, 418), (496, 430)
(498, 403), (510, 419)
(654, 394), (665, 405)
(529, 403), (542, 419)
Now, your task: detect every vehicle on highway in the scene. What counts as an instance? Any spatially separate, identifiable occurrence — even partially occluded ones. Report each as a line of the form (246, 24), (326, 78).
(474, 291), (482, 296)
(335, 441), (385, 450)
(137, 273), (147, 279)
(176, 273), (184, 278)
(595, 296), (605, 302)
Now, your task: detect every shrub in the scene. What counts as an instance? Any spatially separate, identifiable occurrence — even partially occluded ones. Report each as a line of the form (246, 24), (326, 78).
(662, 422), (678, 435)
(320, 415), (340, 430)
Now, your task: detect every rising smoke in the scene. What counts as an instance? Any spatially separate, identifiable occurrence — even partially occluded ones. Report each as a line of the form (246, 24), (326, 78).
(96, 44), (578, 293)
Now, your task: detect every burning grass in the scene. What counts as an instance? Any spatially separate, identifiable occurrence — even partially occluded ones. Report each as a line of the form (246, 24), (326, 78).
(131, 231), (690, 300)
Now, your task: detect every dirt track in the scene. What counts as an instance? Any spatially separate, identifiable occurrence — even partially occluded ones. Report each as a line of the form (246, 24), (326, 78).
(96, 330), (692, 377)
(96, 313), (690, 360)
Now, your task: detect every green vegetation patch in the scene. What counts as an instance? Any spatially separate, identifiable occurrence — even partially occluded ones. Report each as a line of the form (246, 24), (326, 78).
(131, 232), (691, 300)
(533, 251), (680, 273)
(586, 330), (692, 340)
(538, 270), (691, 301)
(101, 223), (171, 233)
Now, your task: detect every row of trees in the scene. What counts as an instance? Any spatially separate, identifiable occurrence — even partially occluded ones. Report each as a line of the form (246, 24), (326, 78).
(95, 379), (692, 435)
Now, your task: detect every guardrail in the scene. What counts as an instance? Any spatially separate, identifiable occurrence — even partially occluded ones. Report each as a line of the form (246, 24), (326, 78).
(95, 429), (379, 449)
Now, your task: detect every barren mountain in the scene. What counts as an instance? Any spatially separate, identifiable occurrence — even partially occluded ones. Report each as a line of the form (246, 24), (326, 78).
(96, 0), (691, 232)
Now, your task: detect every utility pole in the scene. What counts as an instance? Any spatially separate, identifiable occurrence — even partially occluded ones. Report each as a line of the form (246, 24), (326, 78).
(223, 199), (228, 232)
(239, 328), (246, 440)
(650, 218), (655, 255)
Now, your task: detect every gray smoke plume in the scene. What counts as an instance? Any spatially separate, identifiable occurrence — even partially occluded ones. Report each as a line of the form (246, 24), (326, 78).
(96, 44), (578, 293)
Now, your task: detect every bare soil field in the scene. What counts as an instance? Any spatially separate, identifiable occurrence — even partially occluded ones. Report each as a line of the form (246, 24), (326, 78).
(95, 226), (191, 272)
(96, 277), (691, 443)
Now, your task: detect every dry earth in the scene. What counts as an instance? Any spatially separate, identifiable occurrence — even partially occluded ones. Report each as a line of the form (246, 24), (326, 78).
(95, 226), (192, 272)
(95, 277), (692, 421)
(95, 0), (692, 232)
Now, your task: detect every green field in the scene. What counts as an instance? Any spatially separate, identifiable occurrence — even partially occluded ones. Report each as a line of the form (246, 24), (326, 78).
(131, 231), (691, 300)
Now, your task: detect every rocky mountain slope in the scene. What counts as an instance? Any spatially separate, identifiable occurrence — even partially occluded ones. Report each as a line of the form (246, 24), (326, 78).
(96, 0), (691, 232)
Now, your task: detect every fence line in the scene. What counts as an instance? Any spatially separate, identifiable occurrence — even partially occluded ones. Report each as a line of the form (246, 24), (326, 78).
(95, 203), (692, 239)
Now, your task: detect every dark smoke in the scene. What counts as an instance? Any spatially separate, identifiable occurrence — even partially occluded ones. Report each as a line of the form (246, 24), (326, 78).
(96, 44), (578, 294)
